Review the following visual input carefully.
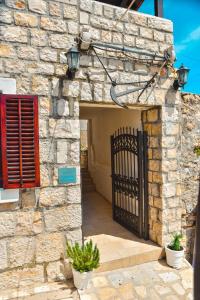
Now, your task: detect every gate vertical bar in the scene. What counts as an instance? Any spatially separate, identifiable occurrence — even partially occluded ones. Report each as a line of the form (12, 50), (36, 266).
(111, 135), (115, 219)
(137, 131), (144, 237)
(143, 131), (149, 240)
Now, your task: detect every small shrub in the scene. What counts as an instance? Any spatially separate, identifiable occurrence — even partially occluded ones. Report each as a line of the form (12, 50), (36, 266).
(194, 145), (200, 156)
(66, 240), (100, 273)
(168, 233), (183, 251)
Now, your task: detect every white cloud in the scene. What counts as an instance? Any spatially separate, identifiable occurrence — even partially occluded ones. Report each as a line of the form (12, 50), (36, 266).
(175, 25), (200, 54)
(175, 44), (187, 54)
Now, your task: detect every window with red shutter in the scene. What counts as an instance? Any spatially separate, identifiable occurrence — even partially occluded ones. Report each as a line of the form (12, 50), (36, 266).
(0, 94), (40, 189)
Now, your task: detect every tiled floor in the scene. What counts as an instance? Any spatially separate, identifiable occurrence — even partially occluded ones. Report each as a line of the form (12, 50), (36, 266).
(82, 192), (163, 272)
(78, 259), (193, 300)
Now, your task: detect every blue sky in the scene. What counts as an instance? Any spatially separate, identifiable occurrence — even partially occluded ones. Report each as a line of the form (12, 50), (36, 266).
(139, 0), (200, 94)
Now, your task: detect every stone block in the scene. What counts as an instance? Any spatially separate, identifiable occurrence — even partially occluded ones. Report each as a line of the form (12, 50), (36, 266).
(113, 32), (123, 44)
(39, 118), (48, 137)
(70, 141), (80, 164)
(0, 9), (13, 24)
(41, 17), (66, 32)
(32, 75), (49, 95)
(149, 137), (159, 148)
(67, 185), (81, 204)
(149, 207), (158, 222)
(49, 2), (61, 16)
(5, 0), (26, 9)
(154, 30), (165, 42)
(128, 11), (147, 26)
(149, 160), (160, 172)
(27, 62), (54, 75)
(81, 82), (93, 101)
(16, 211), (43, 235)
(21, 189), (36, 208)
(44, 205), (82, 232)
(28, 0), (47, 14)
(56, 139), (68, 163)
(68, 21), (79, 34)
(162, 183), (176, 198)
(31, 29), (48, 47)
(40, 164), (51, 187)
(17, 46), (38, 61)
(151, 124), (162, 136)
(8, 237), (35, 267)
(1, 26), (27, 43)
(14, 12), (38, 27)
(152, 172), (162, 184)
(57, 99), (69, 117)
(63, 5), (78, 19)
(39, 96), (51, 116)
(49, 34), (73, 52)
(49, 119), (80, 139)
(0, 44), (16, 58)
(36, 233), (64, 263)
(0, 266), (44, 290)
(152, 149), (161, 160)
(39, 187), (67, 207)
(80, 11), (89, 24)
(0, 240), (8, 271)
(4, 60), (25, 74)
(46, 261), (66, 282)
(167, 148), (177, 159)
(124, 35), (136, 47)
(165, 123), (179, 135)
(148, 18), (173, 32)
(93, 1), (103, 16)
(63, 80), (80, 97)
(66, 228), (82, 243)
(151, 183), (160, 197)
(162, 136), (176, 148)
(140, 27), (153, 39)
(39, 139), (54, 163)
(0, 212), (16, 238)
(147, 109), (159, 122)
(80, 0), (92, 12)
(162, 159), (177, 172)
(94, 83), (103, 101)
(40, 48), (58, 62)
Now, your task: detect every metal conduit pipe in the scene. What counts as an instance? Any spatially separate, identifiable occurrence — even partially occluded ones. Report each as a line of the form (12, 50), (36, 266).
(91, 42), (165, 60)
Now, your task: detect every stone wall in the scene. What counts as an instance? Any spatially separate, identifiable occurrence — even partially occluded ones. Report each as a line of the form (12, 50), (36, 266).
(0, 0), (181, 288)
(180, 93), (200, 262)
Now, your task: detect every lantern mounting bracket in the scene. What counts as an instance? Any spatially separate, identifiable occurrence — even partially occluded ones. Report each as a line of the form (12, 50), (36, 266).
(92, 46), (164, 108)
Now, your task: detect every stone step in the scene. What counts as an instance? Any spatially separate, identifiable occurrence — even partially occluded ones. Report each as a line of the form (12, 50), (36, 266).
(96, 245), (164, 273)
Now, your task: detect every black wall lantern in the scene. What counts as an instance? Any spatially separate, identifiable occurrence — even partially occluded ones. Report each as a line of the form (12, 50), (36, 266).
(173, 64), (190, 90)
(65, 46), (80, 79)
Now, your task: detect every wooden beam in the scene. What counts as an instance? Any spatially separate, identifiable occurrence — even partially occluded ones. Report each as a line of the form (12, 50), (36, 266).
(154, 0), (163, 17)
(121, 0), (144, 10)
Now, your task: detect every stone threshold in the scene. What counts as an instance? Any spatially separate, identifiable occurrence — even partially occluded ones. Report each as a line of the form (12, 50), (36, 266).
(83, 192), (164, 273)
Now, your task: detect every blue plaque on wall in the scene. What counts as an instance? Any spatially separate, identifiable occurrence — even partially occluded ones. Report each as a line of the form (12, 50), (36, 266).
(58, 167), (76, 184)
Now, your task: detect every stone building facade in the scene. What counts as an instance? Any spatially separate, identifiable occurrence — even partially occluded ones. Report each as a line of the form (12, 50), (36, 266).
(180, 93), (200, 262)
(0, 0), (191, 290)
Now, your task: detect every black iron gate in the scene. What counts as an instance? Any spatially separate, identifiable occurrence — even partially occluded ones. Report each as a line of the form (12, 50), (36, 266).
(110, 127), (148, 239)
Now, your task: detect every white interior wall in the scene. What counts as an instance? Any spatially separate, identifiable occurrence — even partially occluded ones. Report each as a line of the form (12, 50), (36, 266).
(83, 107), (142, 203)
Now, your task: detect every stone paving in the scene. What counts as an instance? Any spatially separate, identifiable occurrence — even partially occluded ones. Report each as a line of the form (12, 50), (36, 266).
(78, 259), (193, 300)
(0, 281), (79, 300)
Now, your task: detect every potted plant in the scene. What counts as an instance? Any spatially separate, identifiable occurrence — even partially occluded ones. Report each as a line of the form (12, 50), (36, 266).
(165, 233), (184, 269)
(66, 240), (100, 290)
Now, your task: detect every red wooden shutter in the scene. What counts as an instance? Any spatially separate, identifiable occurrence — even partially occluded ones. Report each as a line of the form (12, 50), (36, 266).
(0, 95), (40, 189)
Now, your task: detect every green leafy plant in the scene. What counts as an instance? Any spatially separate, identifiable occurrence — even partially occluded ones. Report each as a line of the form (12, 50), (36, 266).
(168, 233), (183, 251)
(194, 145), (200, 156)
(66, 240), (100, 273)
